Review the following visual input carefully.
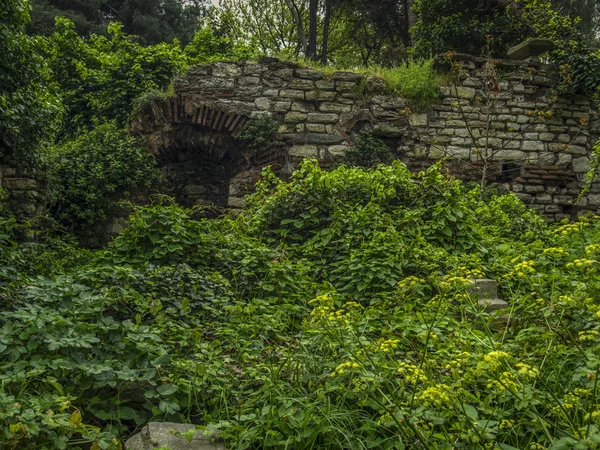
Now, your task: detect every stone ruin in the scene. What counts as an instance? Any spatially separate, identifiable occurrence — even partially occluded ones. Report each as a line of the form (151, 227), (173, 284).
(132, 53), (600, 221)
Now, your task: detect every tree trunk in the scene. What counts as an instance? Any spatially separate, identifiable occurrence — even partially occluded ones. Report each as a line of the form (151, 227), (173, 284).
(401, 0), (415, 47)
(284, 0), (308, 56)
(308, 0), (319, 60)
(320, 0), (332, 65)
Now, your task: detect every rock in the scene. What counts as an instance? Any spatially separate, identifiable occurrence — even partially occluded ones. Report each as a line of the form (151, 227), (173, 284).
(125, 423), (225, 450)
(365, 76), (387, 93)
(289, 145), (318, 158)
(307, 113), (339, 124)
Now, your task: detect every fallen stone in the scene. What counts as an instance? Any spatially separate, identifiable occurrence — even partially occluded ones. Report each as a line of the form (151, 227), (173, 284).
(125, 423), (225, 450)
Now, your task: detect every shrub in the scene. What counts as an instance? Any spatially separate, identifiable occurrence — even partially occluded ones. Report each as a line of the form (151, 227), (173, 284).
(239, 114), (280, 153)
(49, 122), (161, 237)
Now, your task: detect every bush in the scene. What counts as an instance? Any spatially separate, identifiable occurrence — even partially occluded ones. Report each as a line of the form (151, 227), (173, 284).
(239, 114), (280, 153)
(49, 122), (161, 237)
(5, 159), (600, 449)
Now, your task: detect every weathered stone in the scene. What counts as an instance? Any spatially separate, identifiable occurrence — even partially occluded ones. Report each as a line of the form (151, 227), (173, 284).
(289, 145), (318, 158)
(291, 101), (315, 112)
(273, 101), (292, 112)
(409, 114), (428, 127)
(125, 423), (224, 450)
(305, 90), (336, 101)
(307, 113), (339, 123)
(284, 112), (307, 122)
(522, 141), (545, 151)
(572, 156), (591, 173)
(315, 80), (335, 90)
(296, 69), (323, 80)
(212, 62), (241, 78)
(290, 79), (315, 90)
(365, 76), (388, 93)
(336, 81), (359, 92)
(255, 97), (271, 110)
(328, 145), (349, 156)
(318, 103), (352, 113)
(279, 89), (306, 100)
(306, 123), (326, 132)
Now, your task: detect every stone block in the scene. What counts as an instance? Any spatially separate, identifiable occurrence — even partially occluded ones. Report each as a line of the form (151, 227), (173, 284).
(535, 193), (553, 203)
(522, 141), (545, 151)
(273, 101), (292, 112)
(262, 89), (280, 97)
(306, 123), (326, 133)
(212, 62), (241, 78)
(318, 103), (352, 113)
(499, 150), (525, 160)
(289, 79), (315, 90)
(305, 90), (337, 101)
(291, 101), (315, 112)
(296, 69), (323, 80)
(284, 112), (307, 122)
(307, 113), (339, 123)
(539, 133), (555, 141)
(315, 80), (335, 90)
(289, 145), (318, 158)
(274, 68), (294, 79)
(566, 145), (587, 155)
(468, 279), (497, 299)
(255, 97), (271, 110)
(336, 81), (358, 92)
(279, 89), (306, 100)
(328, 145), (349, 157)
(125, 423), (224, 450)
(409, 114), (428, 127)
(572, 156), (591, 173)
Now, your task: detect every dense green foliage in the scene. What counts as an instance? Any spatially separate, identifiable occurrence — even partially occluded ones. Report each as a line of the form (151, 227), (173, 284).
(43, 17), (185, 136)
(410, 0), (529, 58)
(4, 1), (600, 449)
(49, 122), (161, 237)
(3, 160), (600, 449)
(0, 0), (62, 164)
(28, 0), (208, 45)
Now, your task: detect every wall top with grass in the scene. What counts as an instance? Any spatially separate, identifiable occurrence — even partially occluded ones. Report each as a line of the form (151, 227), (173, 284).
(132, 53), (600, 222)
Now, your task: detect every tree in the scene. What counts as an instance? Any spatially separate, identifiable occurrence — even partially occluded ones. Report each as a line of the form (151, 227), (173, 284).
(0, 0), (62, 165)
(411, 0), (530, 58)
(28, 0), (209, 45)
(43, 17), (185, 137)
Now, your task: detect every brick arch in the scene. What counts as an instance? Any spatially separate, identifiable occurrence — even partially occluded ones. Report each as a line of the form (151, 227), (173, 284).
(133, 95), (285, 209)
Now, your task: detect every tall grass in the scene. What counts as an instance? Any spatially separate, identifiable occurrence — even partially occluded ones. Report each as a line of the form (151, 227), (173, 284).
(293, 57), (444, 109)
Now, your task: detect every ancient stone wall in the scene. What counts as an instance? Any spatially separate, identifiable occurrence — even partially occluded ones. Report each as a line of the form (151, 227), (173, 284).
(0, 166), (46, 219)
(136, 54), (600, 221)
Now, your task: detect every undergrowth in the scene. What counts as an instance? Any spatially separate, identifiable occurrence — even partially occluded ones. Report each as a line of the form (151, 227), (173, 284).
(2, 160), (600, 449)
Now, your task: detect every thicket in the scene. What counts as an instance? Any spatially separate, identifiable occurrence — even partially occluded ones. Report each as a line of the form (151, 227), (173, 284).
(2, 160), (600, 449)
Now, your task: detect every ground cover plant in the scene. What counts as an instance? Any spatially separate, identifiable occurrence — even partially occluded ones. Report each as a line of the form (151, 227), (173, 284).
(1, 160), (600, 449)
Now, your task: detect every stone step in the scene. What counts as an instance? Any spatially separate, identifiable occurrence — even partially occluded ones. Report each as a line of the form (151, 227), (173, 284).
(478, 298), (509, 313)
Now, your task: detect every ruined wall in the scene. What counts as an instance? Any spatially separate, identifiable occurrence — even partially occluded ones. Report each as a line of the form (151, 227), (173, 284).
(0, 166), (46, 219)
(137, 54), (600, 221)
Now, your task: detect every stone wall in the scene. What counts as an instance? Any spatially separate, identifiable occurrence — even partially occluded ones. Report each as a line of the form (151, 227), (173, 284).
(0, 166), (46, 219)
(135, 54), (600, 221)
